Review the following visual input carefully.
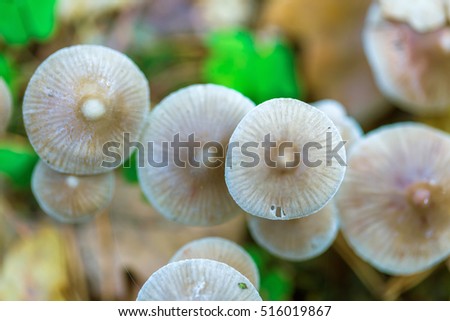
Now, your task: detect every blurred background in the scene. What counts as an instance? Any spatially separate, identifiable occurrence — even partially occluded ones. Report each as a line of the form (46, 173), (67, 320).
(0, 0), (449, 300)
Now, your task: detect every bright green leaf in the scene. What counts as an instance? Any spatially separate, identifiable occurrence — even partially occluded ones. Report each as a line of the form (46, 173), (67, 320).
(0, 0), (28, 44)
(0, 139), (39, 188)
(203, 29), (304, 104)
(260, 268), (294, 301)
(20, 0), (57, 40)
(0, 0), (57, 45)
(0, 54), (13, 85)
(122, 151), (139, 184)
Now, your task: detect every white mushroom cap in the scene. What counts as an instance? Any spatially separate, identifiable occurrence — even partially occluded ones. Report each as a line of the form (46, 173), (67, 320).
(337, 122), (450, 275)
(364, 4), (450, 115)
(31, 160), (115, 223)
(138, 84), (254, 226)
(23, 45), (150, 175)
(137, 259), (262, 301)
(247, 202), (339, 261)
(0, 78), (12, 135)
(225, 98), (346, 220)
(313, 99), (363, 151)
(379, 0), (446, 33)
(170, 237), (259, 289)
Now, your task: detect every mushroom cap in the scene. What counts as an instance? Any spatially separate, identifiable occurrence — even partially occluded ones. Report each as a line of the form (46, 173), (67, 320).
(247, 202), (339, 261)
(136, 259), (262, 301)
(0, 78), (12, 135)
(379, 0), (446, 33)
(138, 84), (254, 226)
(337, 122), (450, 275)
(313, 99), (363, 151)
(225, 98), (346, 220)
(23, 45), (150, 175)
(31, 160), (115, 223)
(170, 237), (259, 289)
(363, 4), (450, 115)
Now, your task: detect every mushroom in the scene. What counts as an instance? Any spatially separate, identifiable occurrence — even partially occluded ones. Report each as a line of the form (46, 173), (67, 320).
(225, 98), (346, 220)
(0, 78), (12, 135)
(31, 160), (115, 223)
(379, 0), (446, 33)
(363, 2), (450, 115)
(170, 237), (259, 289)
(137, 259), (262, 301)
(23, 44), (150, 175)
(312, 99), (363, 151)
(138, 84), (254, 226)
(337, 122), (450, 275)
(247, 202), (339, 261)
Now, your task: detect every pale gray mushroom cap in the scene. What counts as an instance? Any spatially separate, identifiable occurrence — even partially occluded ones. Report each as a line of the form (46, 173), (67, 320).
(137, 259), (262, 301)
(247, 202), (339, 261)
(23, 45), (150, 175)
(31, 160), (115, 223)
(379, 0), (446, 33)
(0, 78), (12, 135)
(313, 99), (363, 151)
(170, 237), (259, 289)
(337, 122), (450, 275)
(138, 84), (254, 226)
(364, 3), (450, 115)
(225, 98), (346, 220)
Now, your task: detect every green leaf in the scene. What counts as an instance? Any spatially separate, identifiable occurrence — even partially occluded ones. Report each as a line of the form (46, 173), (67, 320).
(203, 29), (304, 104)
(0, 0), (28, 44)
(244, 243), (271, 275)
(0, 54), (13, 85)
(0, 0), (57, 45)
(122, 151), (139, 184)
(260, 268), (295, 301)
(0, 138), (39, 188)
(20, 0), (57, 40)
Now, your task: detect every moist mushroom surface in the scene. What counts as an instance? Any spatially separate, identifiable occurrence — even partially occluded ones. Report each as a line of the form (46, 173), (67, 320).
(23, 45), (150, 175)
(337, 122), (450, 275)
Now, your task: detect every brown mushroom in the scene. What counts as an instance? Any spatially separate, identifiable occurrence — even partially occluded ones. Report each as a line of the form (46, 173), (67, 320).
(23, 45), (150, 175)
(32, 160), (115, 223)
(337, 122), (450, 275)
(225, 98), (346, 220)
(138, 84), (254, 226)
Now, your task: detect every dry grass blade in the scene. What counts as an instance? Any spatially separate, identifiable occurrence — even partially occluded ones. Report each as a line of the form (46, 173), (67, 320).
(382, 265), (439, 301)
(333, 233), (385, 298)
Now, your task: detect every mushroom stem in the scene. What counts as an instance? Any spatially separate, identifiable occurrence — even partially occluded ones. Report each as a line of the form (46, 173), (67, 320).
(406, 182), (435, 209)
(81, 98), (106, 121)
(65, 176), (80, 189)
(274, 146), (299, 170)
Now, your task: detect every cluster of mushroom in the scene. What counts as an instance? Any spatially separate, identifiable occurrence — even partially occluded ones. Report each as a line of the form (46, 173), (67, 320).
(137, 84), (354, 262)
(137, 237), (261, 300)
(364, 0), (450, 115)
(23, 45), (150, 223)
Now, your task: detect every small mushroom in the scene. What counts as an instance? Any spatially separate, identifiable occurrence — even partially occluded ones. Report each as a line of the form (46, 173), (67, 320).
(225, 98), (346, 220)
(379, 0), (446, 33)
(23, 44), (150, 175)
(137, 259), (262, 301)
(138, 84), (254, 226)
(363, 3), (450, 115)
(0, 78), (12, 135)
(337, 122), (450, 275)
(170, 237), (259, 289)
(247, 202), (339, 261)
(312, 99), (363, 151)
(31, 160), (115, 223)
